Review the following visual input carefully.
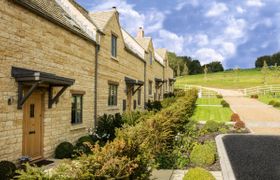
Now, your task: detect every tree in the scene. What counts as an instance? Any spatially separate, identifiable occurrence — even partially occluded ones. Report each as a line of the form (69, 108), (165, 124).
(271, 52), (280, 66)
(261, 60), (270, 84)
(255, 55), (271, 68)
(207, 61), (224, 72)
(176, 64), (181, 77)
(204, 65), (208, 81)
(182, 63), (189, 76)
(189, 60), (203, 75)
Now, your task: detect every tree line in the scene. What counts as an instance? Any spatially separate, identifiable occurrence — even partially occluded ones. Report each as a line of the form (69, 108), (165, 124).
(255, 52), (280, 68)
(168, 52), (224, 77)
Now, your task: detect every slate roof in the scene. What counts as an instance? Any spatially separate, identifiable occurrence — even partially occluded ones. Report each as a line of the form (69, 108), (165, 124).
(135, 37), (152, 51)
(89, 10), (116, 31)
(156, 48), (167, 59)
(13, 0), (97, 43)
(121, 28), (145, 60)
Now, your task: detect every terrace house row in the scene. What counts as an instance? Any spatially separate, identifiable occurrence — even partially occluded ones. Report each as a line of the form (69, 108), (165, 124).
(0, 0), (174, 162)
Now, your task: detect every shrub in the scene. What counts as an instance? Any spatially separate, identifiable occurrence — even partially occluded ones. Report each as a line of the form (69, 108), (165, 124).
(163, 92), (175, 98)
(0, 161), (16, 180)
(190, 144), (215, 167)
(203, 120), (223, 132)
(269, 100), (276, 105)
(221, 100), (230, 107)
(122, 111), (141, 126)
(161, 97), (176, 108)
(74, 136), (95, 155)
(55, 142), (74, 159)
(146, 100), (162, 112)
(250, 94), (258, 99)
(183, 167), (215, 180)
(96, 113), (124, 141)
(234, 120), (245, 129)
(16, 163), (48, 179)
(174, 89), (185, 97)
(231, 113), (240, 122)
(273, 102), (280, 107)
(216, 94), (223, 99)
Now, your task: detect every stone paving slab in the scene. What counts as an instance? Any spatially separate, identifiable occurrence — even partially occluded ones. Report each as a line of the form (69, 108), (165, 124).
(152, 170), (223, 180)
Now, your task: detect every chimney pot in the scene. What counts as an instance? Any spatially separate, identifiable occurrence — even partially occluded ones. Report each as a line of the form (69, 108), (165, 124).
(137, 27), (144, 38)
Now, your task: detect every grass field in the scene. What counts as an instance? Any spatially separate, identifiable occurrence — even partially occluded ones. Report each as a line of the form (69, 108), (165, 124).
(258, 94), (280, 109)
(175, 68), (280, 89)
(191, 97), (232, 122)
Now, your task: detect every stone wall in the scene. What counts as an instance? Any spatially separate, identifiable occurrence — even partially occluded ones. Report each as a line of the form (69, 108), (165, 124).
(0, 1), (96, 161)
(96, 13), (145, 116)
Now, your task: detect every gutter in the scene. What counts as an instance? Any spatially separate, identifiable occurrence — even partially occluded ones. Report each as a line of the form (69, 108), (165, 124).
(94, 43), (100, 128)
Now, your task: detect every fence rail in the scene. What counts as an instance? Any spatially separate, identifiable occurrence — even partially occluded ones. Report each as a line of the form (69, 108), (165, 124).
(184, 85), (218, 98)
(241, 85), (280, 96)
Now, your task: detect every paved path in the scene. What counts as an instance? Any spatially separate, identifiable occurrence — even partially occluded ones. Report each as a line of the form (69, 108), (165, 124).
(209, 88), (280, 134)
(151, 170), (222, 180)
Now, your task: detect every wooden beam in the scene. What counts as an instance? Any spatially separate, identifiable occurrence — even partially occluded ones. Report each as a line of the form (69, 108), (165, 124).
(48, 86), (68, 108)
(17, 81), (40, 109)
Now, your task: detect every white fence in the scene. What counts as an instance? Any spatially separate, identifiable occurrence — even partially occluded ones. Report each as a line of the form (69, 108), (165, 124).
(184, 85), (218, 98)
(241, 85), (280, 96)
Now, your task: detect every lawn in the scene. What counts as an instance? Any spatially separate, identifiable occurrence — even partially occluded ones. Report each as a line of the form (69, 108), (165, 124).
(191, 97), (232, 122)
(196, 97), (222, 105)
(175, 68), (280, 89)
(258, 94), (280, 109)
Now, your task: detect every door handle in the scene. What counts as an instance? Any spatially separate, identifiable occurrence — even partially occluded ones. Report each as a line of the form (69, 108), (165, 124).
(29, 131), (35, 134)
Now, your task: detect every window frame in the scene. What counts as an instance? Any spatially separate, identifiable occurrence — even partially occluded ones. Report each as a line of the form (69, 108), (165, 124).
(149, 51), (153, 65)
(111, 34), (117, 58)
(108, 83), (118, 106)
(71, 94), (83, 125)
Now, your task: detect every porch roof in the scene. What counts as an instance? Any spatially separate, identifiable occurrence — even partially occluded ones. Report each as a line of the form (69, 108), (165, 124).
(125, 77), (144, 86)
(11, 67), (75, 86)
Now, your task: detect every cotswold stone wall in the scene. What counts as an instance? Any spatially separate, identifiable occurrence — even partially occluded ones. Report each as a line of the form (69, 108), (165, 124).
(0, 1), (96, 161)
(97, 14), (145, 116)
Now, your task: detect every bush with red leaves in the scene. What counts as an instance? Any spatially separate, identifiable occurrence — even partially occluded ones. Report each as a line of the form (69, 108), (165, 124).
(231, 113), (240, 122)
(250, 94), (258, 99)
(234, 120), (245, 129)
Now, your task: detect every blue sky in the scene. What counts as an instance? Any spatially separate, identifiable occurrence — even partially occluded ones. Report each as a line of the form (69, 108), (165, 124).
(77, 0), (280, 68)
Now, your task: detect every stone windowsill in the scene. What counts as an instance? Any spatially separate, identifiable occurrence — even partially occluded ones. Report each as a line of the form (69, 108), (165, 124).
(70, 123), (87, 131)
(111, 56), (119, 62)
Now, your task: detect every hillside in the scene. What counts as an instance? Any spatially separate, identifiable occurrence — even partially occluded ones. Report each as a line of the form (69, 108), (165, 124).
(175, 68), (280, 89)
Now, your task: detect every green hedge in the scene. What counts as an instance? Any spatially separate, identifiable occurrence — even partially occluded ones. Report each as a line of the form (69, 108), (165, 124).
(183, 167), (215, 180)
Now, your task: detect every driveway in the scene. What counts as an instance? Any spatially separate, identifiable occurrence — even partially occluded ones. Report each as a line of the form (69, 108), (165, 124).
(209, 88), (280, 134)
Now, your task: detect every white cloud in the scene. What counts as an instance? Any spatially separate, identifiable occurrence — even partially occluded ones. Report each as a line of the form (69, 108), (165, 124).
(194, 34), (209, 46)
(194, 48), (224, 64)
(224, 18), (247, 40)
(89, 0), (165, 35)
(175, 0), (199, 11)
(236, 6), (246, 14)
(246, 0), (265, 7)
(154, 30), (184, 54)
(205, 3), (228, 17)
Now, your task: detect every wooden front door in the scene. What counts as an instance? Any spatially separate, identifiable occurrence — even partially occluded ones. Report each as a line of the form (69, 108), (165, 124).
(126, 85), (133, 111)
(23, 91), (43, 160)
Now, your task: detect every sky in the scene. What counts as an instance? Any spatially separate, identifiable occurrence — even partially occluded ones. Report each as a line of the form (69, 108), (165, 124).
(77, 0), (280, 68)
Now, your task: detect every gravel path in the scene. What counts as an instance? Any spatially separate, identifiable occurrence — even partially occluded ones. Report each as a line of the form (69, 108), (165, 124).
(209, 88), (280, 134)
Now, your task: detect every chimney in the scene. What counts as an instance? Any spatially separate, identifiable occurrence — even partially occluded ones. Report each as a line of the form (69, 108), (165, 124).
(136, 27), (144, 38)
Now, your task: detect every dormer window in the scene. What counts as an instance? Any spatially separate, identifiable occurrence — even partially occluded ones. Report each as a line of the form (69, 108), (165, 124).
(149, 51), (153, 65)
(111, 34), (117, 58)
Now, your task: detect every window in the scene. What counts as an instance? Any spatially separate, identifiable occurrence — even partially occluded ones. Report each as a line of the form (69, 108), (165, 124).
(71, 94), (83, 124)
(149, 81), (153, 95)
(111, 34), (117, 57)
(138, 89), (141, 105)
(108, 84), (118, 106)
(149, 51), (153, 65)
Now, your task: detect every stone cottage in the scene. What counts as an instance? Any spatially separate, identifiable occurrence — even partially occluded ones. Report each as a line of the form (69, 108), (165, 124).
(0, 0), (174, 162)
